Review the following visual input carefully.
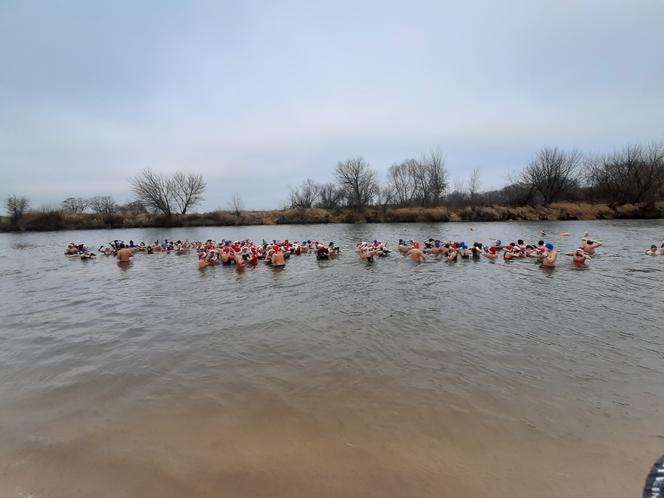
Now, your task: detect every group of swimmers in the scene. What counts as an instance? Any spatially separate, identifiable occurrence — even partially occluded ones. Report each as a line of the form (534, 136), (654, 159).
(64, 242), (96, 259)
(356, 241), (391, 262)
(65, 233), (663, 269)
(66, 239), (342, 268)
(193, 239), (342, 270)
(390, 236), (606, 267)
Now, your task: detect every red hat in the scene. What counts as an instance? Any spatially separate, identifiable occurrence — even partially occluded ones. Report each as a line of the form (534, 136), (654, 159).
(272, 245), (279, 251)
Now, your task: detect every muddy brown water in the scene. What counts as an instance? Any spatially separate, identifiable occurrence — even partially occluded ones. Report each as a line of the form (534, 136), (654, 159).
(1, 220), (663, 497)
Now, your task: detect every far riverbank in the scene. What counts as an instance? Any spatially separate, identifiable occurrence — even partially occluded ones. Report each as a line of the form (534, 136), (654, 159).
(2, 202), (663, 232)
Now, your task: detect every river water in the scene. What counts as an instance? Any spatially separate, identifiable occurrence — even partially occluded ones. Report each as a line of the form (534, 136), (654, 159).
(0, 220), (663, 498)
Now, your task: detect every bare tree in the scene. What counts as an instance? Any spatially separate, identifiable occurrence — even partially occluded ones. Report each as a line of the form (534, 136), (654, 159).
(121, 200), (148, 213)
(316, 183), (343, 209)
(521, 148), (582, 205)
(5, 195), (30, 223)
(289, 178), (320, 208)
(335, 157), (378, 210)
(387, 161), (417, 207)
(586, 142), (664, 205)
(89, 196), (117, 214)
(445, 178), (468, 207)
(229, 193), (243, 216)
(131, 168), (174, 216)
(171, 172), (206, 214)
(387, 151), (447, 208)
(423, 149), (448, 207)
(500, 170), (538, 206)
(61, 197), (88, 213)
(468, 168), (481, 205)
(376, 184), (394, 210)
(407, 158), (430, 207)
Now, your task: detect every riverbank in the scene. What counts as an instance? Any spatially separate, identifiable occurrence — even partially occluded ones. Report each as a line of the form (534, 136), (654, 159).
(2, 202), (663, 232)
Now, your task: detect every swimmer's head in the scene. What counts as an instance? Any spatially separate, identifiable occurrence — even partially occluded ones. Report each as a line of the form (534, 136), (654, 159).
(538, 240), (544, 246)
(545, 243), (554, 250)
(652, 245), (657, 250)
(517, 240), (524, 245)
(495, 239), (501, 245)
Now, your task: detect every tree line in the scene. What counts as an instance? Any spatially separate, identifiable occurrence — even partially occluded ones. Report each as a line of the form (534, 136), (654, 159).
(4, 141), (664, 226)
(3, 169), (207, 225)
(288, 141), (664, 210)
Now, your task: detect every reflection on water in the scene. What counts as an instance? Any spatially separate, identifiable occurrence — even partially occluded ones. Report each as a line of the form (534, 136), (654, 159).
(0, 220), (663, 498)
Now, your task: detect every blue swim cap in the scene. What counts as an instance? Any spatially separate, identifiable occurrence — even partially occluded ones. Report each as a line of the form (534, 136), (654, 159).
(460, 242), (467, 249)
(545, 243), (554, 250)
(495, 240), (501, 245)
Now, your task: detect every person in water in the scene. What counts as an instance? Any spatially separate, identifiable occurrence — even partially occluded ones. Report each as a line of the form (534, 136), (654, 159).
(645, 244), (659, 256)
(541, 243), (557, 267)
(482, 246), (497, 260)
(581, 238), (602, 255)
(408, 247), (426, 264)
(271, 246), (286, 267)
(116, 246), (134, 262)
(565, 248), (592, 265)
(457, 243), (470, 259)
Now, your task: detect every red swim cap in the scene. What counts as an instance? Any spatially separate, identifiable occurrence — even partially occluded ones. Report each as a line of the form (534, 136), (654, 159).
(273, 245), (279, 251)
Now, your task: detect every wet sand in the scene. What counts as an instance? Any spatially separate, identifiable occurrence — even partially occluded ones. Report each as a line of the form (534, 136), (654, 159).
(0, 371), (660, 498)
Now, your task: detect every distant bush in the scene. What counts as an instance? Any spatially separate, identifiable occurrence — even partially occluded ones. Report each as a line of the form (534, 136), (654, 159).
(23, 209), (66, 231)
(2, 202), (663, 232)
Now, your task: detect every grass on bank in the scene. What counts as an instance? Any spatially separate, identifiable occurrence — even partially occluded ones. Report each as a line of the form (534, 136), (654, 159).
(1, 202), (663, 232)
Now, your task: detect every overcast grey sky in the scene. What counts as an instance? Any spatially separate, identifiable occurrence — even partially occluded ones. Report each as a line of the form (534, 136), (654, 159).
(1, 0), (663, 210)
